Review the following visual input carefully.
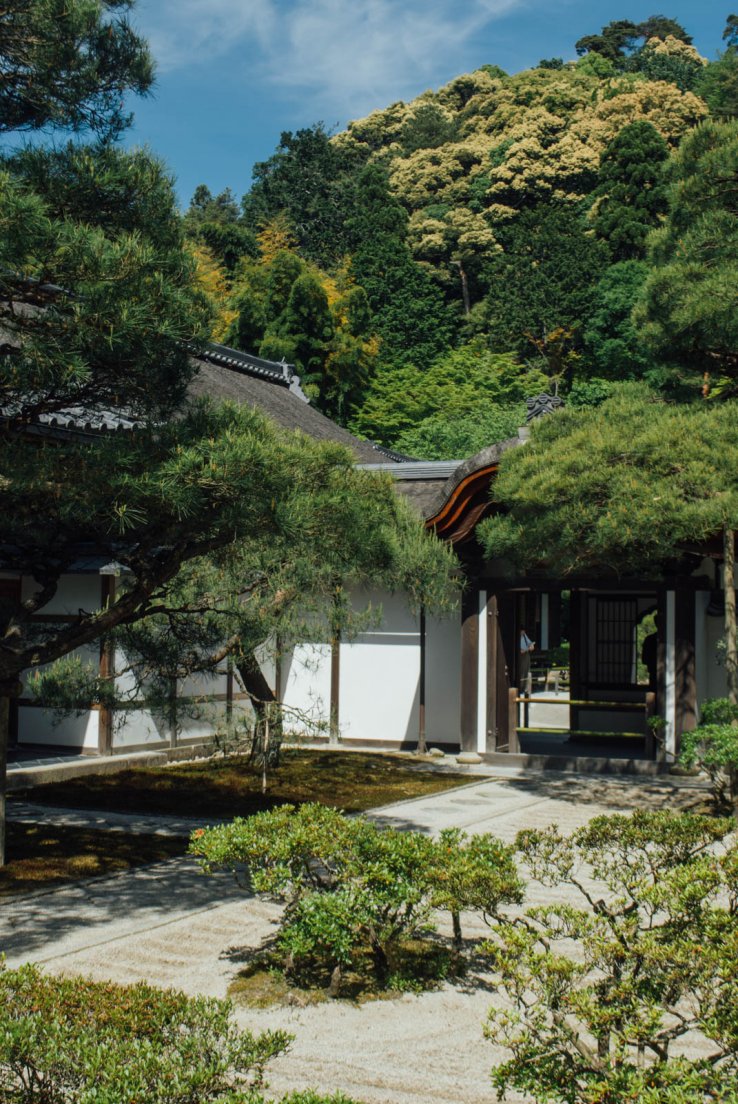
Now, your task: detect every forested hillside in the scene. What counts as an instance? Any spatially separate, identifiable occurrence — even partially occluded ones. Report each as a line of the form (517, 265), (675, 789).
(186, 14), (738, 458)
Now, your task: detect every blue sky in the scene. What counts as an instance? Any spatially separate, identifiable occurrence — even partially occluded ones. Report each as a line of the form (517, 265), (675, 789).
(125, 1), (728, 208)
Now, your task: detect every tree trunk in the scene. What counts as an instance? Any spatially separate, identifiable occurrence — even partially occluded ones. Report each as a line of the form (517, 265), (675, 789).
(0, 679), (21, 868)
(724, 526), (738, 706)
(452, 910), (463, 953)
(235, 652), (283, 766)
(328, 964), (342, 998)
(0, 694), (8, 868)
(371, 941), (390, 986)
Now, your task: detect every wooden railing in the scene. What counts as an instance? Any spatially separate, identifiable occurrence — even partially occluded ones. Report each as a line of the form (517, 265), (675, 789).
(503, 689), (659, 758)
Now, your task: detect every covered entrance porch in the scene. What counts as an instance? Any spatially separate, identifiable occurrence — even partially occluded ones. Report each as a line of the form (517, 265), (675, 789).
(457, 579), (704, 770)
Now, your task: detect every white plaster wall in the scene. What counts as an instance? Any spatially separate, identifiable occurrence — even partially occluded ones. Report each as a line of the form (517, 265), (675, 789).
(426, 610), (460, 747)
(281, 643), (332, 735)
(703, 605), (729, 701)
(18, 640), (100, 750)
(112, 707), (169, 749)
(21, 573), (100, 615)
(339, 591), (420, 745)
(18, 706), (99, 750)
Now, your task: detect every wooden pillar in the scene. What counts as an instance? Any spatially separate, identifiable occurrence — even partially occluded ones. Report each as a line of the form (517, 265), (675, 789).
(656, 590), (667, 723)
(460, 587), (479, 753)
(418, 605), (427, 754)
(569, 589), (585, 734)
(330, 635), (340, 743)
(674, 589), (697, 756)
(98, 575), (115, 756)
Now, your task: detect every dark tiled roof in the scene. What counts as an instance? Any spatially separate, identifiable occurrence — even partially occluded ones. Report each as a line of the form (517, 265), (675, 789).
(188, 344), (396, 465)
(0, 402), (144, 437)
(395, 479), (454, 517)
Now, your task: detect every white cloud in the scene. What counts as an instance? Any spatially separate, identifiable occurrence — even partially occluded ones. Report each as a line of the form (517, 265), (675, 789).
(137, 0), (527, 116)
(138, 0), (276, 72)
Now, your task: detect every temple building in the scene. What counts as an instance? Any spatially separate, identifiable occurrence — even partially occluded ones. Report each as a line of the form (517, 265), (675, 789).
(7, 342), (731, 772)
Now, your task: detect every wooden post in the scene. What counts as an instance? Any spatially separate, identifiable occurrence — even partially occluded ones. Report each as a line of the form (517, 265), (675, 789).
(168, 676), (178, 749)
(645, 691), (656, 759)
(656, 590), (667, 723)
(569, 589), (585, 734)
(460, 588), (479, 753)
(418, 605), (427, 754)
(507, 688), (519, 753)
(330, 634), (340, 744)
(225, 657), (234, 729)
(98, 574), (115, 756)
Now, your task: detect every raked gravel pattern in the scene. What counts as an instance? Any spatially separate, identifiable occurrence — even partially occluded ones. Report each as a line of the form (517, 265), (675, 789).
(1, 772), (706, 1104)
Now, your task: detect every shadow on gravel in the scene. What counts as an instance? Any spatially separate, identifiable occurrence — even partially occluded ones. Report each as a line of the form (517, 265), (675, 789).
(495, 773), (705, 813)
(0, 857), (248, 962)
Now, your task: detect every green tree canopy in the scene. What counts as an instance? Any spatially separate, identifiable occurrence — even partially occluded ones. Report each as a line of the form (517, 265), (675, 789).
(591, 121), (669, 260)
(483, 203), (609, 359)
(479, 385), (738, 578)
(241, 124), (366, 268)
(582, 261), (663, 384)
(637, 119), (738, 395)
(0, 0), (153, 139)
(184, 184), (257, 272)
(350, 344), (546, 447)
(575, 15), (692, 66)
(4, 142), (186, 253)
(395, 405), (524, 461)
(347, 164), (457, 372)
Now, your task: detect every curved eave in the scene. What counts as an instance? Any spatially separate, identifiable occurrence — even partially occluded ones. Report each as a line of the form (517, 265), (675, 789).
(426, 464), (499, 545)
(422, 436), (521, 547)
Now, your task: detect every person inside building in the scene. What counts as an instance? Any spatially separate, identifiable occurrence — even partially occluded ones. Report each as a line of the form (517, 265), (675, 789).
(519, 626), (535, 697)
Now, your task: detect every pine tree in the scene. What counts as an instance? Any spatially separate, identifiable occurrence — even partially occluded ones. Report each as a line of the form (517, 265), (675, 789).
(592, 121), (669, 260)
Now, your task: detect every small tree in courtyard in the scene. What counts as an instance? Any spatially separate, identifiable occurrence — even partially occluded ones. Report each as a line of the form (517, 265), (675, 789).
(484, 810), (738, 1104)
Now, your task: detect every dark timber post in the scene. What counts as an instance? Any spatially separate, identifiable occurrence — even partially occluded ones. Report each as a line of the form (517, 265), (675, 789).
(418, 605), (427, 754)
(674, 589), (697, 756)
(569, 589), (585, 735)
(460, 587), (479, 753)
(330, 634), (340, 744)
(98, 574), (115, 756)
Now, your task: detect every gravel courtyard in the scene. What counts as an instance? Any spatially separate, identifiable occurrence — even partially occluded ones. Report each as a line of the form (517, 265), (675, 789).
(1, 770), (705, 1104)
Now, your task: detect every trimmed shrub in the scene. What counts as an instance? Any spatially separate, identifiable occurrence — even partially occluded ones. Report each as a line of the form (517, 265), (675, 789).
(0, 962), (290, 1103)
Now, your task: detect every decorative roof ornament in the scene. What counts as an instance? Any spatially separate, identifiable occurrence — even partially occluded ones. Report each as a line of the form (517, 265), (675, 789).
(525, 393), (564, 424)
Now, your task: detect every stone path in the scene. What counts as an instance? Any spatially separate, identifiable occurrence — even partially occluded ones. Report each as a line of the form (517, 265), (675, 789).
(1, 772), (707, 1103)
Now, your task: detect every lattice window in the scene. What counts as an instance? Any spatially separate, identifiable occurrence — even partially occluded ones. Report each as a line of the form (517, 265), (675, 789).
(593, 597), (638, 686)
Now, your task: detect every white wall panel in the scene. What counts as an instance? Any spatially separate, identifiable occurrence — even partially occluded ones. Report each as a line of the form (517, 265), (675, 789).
(18, 707), (99, 750)
(113, 707), (168, 748)
(281, 644), (332, 735)
(426, 610), (460, 747)
(22, 574), (100, 615)
(339, 591), (420, 745)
